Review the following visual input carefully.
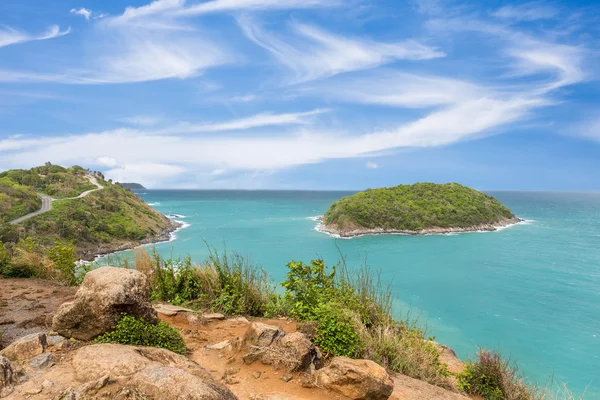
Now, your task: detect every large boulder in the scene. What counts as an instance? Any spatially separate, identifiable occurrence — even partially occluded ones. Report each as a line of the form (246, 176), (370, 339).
(243, 322), (284, 348)
(72, 344), (237, 400)
(0, 356), (15, 398)
(262, 332), (322, 372)
(315, 357), (394, 400)
(53, 266), (158, 340)
(0, 332), (46, 361)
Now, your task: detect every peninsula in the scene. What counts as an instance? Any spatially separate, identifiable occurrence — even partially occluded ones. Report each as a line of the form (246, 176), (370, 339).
(320, 182), (520, 237)
(119, 182), (146, 190)
(0, 164), (179, 262)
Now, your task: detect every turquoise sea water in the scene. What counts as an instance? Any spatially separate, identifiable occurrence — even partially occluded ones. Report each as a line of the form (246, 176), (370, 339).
(109, 190), (599, 395)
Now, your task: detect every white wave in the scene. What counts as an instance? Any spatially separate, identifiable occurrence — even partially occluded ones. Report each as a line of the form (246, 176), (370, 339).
(168, 214), (187, 219)
(169, 220), (191, 241)
(307, 215), (321, 221)
(147, 202), (160, 206)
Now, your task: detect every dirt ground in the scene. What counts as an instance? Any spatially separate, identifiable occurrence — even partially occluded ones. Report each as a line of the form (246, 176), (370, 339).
(0, 277), (474, 400)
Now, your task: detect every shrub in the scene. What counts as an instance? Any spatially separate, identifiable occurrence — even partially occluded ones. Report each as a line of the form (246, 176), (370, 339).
(93, 314), (186, 354)
(457, 349), (532, 400)
(311, 302), (362, 358)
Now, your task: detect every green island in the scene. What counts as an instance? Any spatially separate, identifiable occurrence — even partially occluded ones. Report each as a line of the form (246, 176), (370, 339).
(322, 182), (520, 237)
(119, 182), (147, 190)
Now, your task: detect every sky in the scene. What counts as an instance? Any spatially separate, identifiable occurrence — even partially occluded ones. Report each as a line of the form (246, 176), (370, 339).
(0, 0), (599, 190)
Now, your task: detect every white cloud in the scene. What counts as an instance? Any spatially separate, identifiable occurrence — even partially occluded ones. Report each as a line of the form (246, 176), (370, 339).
(120, 115), (164, 126)
(231, 95), (258, 103)
(105, 162), (185, 187)
(491, 2), (559, 21)
(0, 25), (70, 48)
(238, 18), (445, 82)
(366, 161), (379, 169)
(115, 0), (337, 22)
(70, 8), (92, 21)
(96, 156), (119, 167)
(310, 71), (486, 108)
(152, 109), (328, 134)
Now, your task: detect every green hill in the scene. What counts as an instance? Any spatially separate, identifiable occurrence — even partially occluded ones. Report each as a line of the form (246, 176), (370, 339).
(119, 183), (146, 190)
(323, 183), (517, 236)
(0, 164), (177, 262)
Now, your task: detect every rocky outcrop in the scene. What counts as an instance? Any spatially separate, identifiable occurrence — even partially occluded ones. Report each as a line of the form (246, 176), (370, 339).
(52, 266), (158, 340)
(72, 344), (237, 400)
(0, 332), (46, 361)
(315, 357), (394, 400)
(0, 356), (15, 398)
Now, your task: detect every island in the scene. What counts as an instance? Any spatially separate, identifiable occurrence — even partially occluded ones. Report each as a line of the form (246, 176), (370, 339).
(0, 164), (179, 261)
(320, 182), (521, 237)
(118, 182), (146, 190)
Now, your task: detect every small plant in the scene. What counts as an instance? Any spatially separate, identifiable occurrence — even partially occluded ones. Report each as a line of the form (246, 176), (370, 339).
(93, 314), (186, 354)
(457, 349), (532, 400)
(311, 302), (362, 357)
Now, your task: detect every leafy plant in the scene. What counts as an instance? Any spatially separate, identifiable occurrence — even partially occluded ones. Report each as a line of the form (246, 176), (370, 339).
(93, 314), (186, 354)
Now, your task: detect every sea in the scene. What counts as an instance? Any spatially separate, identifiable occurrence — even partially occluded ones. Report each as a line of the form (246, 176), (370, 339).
(99, 190), (600, 396)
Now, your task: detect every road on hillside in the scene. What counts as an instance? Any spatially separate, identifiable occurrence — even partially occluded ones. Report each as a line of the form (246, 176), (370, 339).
(9, 175), (104, 225)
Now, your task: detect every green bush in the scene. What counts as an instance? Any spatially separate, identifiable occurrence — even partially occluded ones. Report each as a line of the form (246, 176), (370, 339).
(312, 302), (362, 357)
(457, 349), (532, 400)
(93, 314), (186, 354)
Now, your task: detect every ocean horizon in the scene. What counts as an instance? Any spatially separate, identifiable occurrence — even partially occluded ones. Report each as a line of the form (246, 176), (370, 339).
(100, 189), (600, 396)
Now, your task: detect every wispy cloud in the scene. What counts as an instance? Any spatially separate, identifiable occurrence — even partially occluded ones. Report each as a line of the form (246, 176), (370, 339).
(366, 161), (379, 169)
(115, 0), (338, 22)
(491, 2), (559, 22)
(238, 18), (445, 83)
(70, 8), (92, 21)
(0, 25), (70, 48)
(152, 109), (328, 134)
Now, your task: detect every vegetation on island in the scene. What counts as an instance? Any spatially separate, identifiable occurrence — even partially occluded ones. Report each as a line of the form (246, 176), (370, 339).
(0, 163), (177, 280)
(324, 182), (515, 233)
(119, 182), (146, 190)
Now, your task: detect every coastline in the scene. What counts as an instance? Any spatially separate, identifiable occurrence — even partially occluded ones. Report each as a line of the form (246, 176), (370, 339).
(315, 216), (524, 238)
(78, 218), (183, 261)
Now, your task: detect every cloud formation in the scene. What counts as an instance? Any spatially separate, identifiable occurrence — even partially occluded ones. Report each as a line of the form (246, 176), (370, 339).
(70, 8), (92, 20)
(0, 25), (70, 48)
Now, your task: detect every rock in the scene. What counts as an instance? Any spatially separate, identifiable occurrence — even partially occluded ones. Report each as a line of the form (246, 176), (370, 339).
(252, 371), (262, 379)
(298, 321), (318, 339)
(129, 365), (238, 399)
(228, 316), (249, 324)
(243, 322), (284, 348)
(42, 380), (54, 390)
(223, 367), (240, 377)
(53, 266), (158, 341)
(187, 314), (205, 326)
(276, 332), (322, 372)
(30, 353), (54, 369)
(390, 374), (470, 400)
(206, 340), (230, 350)
(0, 356), (15, 397)
(77, 374), (110, 395)
(224, 375), (240, 384)
(154, 304), (196, 316)
(46, 334), (67, 349)
(72, 344), (150, 381)
(203, 313), (225, 321)
(281, 373), (293, 383)
(0, 332), (47, 361)
(427, 341), (464, 374)
(315, 357), (394, 400)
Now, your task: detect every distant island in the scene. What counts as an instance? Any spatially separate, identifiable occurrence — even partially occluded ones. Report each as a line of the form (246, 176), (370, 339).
(320, 182), (520, 237)
(119, 182), (146, 190)
(0, 164), (178, 261)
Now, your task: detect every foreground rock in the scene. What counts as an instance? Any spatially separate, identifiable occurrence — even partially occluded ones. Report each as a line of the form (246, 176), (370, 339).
(315, 357), (394, 400)
(0, 332), (46, 361)
(72, 344), (237, 399)
(390, 374), (470, 400)
(243, 322), (285, 347)
(0, 356), (15, 397)
(53, 266), (158, 340)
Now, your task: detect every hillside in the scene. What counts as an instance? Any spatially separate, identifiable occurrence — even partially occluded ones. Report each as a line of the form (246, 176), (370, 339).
(0, 164), (178, 261)
(322, 183), (519, 237)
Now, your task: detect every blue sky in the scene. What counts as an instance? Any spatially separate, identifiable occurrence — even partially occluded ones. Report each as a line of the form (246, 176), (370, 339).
(0, 0), (599, 190)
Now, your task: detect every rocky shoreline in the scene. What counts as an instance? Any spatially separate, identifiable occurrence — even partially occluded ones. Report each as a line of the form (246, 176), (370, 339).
(317, 216), (523, 238)
(78, 219), (183, 261)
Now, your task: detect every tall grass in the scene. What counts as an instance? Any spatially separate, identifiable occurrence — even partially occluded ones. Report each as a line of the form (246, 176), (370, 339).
(131, 246), (273, 316)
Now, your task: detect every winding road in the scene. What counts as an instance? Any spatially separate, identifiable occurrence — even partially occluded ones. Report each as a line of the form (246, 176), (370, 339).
(9, 175), (104, 225)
